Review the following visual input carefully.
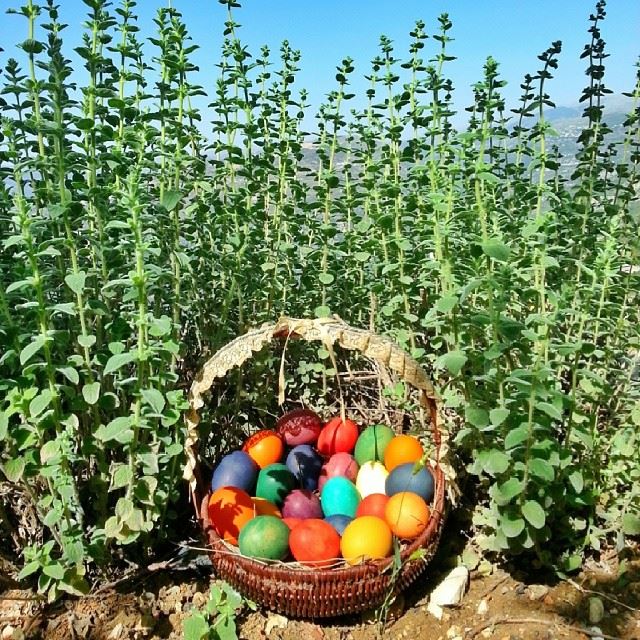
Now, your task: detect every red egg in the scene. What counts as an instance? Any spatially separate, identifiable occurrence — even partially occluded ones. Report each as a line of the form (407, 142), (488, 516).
(355, 493), (390, 520)
(317, 417), (359, 457)
(318, 452), (359, 492)
(288, 518), (341, 567)
(283, 517), (303, 530)
(277, 408), (323, 446)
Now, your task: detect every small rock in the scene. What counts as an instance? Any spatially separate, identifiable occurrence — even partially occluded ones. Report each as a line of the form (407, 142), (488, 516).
(108, 623), (123, 640)
(515, 584), (526, 595)
(588, 597), (605, 624)
(427, 601), (443, 620)
(501, 586), (509, 595)
(477, 599), (489, 616)
(446, 627), (462, 640)
(264, 613), (288, 635)
(587, 626), (604, 640)
(527, 584), (549, 601)
(1, 627), (16, 640)
(431, 567), (469, 607)
(543, 595), (554, 606)
(191, 591), (208, 608)
(610, 607), (618, 614)
(480, 629), (492, 639)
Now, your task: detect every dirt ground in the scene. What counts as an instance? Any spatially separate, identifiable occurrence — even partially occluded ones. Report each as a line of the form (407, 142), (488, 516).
(2, 540), (639, 640)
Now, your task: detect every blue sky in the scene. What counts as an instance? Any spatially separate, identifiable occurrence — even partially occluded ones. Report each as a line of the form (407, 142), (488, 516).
(1, 0), (638, 129)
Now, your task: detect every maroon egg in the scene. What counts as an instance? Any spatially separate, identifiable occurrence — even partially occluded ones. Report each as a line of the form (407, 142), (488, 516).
(281, 489), (323, 520)
(277, 408), (323, 446)
(318, 452), (359, 492)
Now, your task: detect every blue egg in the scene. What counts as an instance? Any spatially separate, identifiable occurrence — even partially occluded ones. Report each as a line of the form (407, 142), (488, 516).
(385, 462), (435, 503)
(324, 514), (353, 536)
(286, 444), (323, 491)
(211, 451), (259, 493)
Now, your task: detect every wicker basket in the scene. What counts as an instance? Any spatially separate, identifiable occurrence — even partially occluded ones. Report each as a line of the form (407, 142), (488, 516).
(183, 316), (448, 618)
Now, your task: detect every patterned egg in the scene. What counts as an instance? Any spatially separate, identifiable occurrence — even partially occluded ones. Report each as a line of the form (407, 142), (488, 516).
(238, 515), (290, 561)
(384, 435), (424, 472)
(355, 461), (389, 498)
(317, 416), (359, 457)
(210, 451), (259, 494)
(255, 463), (296, 506)
(385, 491), (430, 539)
(353, 424), (395, 465)
(281, 489), (323, 520)
(288, 519), (341, 567)
(321, 476), (361, 518)
(285, 444), (323, 491)
(318, 452), (359, 492)
(277, 408), (323, 446)
(243, 430), (284, 468)
(385, 462), (435, 503)
(340, 516), (393, 565)
(207, 486), (255, 546)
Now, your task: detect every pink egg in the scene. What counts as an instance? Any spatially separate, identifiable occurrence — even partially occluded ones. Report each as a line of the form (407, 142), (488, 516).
(318, 452), (359, 492)
(281, 489), (323, 520)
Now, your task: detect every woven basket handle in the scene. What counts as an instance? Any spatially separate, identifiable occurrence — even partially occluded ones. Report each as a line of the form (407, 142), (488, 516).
(182, 316), (440, 504)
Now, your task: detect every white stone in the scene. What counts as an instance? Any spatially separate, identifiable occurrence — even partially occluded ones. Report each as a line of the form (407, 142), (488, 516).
(431, 566), (470, 607)
(477, 598), (489, 616)
(427, 600), (444, 620)
(527, 584), (550, 601)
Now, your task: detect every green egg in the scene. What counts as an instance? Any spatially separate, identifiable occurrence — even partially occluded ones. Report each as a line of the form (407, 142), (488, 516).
(255, 463), (296, 506)
(238, 515), (290, 561)
(354, 424), (395, 466)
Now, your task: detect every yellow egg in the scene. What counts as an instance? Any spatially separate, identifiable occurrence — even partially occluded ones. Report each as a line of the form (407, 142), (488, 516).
(355, 461), (389, 498)
(340, 516), (393, 565)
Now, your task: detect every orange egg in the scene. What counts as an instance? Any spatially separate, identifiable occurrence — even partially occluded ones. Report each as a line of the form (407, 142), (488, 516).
(243, 430), (284, 468)
(384, 435), (424, 472)
(355, 493), (390, 520)
(208, 486), (255, 545)
(385, 492), (430, 539)
(340, 516), (393, 565)
(252, 497), (282, 518)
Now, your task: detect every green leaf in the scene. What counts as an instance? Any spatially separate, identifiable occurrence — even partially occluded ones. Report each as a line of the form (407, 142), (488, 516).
(568, 470), (584, 494)
(522, 500), (546, 529)
(481, 238), (510, 262)
(95, 416), (132, 442)
(319, 272), (334, 285)
(57, 366), (79, 385)
(20, 335), (46, 365)
(104, 515), (122, 538)
(622, 513), (640, 536)
(484, 449), (510, 475)
(505, 425), (529, 450)
(2, 457), (25, 482)
(466, 406), (489, 428)
(161, 190), (181, 211)
(141, 388), (165, 414)
(315, 305), (331, 318)
(538, 402), (562, 421)
(438, 350), (467, 375)
(82, 382), (101, 405)
(149, 316), (172, 337)
(183, 614), (210, 640)
(0, 411), (8, 440)
(111, 465), (134, 490)
(530, 458), (554, 482)
(29, 389), (53, 418)
(17, 561), (41, 581)
(435, 294), (458, 313)
(490, 408), (509, 427)
(501, 513), (525, 538)
(496, 478), (523, 503)
(354, 251), (371, 262)
(78, 334), (96, 349)
(104, 352), (135, 376)
(64, 271), (86, 296)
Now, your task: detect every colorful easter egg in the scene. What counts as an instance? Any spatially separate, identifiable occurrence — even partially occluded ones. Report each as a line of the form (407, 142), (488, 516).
(277, 408), (323, 446)
(255, 463), (296, 506)
(384, 435), (424, 472)
(243, 430), (284, 468)
(355, 493), (390, 520)
(355, 461), (389, 498)
(385, 492), (430, 539)
(281, 489), (323, 520)
(354, 424), (395, 465)
(251, 497), (282, 518)
(282, 517), (302, 530)
(324, 514), (353, 536)
(317, 416), (359, 457)
(285, 444), (323, 491)
(318, 452), (359, 492)
(210, 451), (259, 494)
(340, 516), (393, 565)
(238, 515), (290, 561)
(321, 476), (361, 518)
(385, 462), (435, 503)
(288, 519), (341, 567)
(207, 486), (255, 545)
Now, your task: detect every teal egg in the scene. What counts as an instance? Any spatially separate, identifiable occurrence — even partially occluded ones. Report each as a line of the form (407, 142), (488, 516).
(321, 476), (361, 518)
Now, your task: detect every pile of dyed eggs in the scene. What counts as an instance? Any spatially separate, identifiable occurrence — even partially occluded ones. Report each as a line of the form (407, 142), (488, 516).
(208, 408), (435, 567)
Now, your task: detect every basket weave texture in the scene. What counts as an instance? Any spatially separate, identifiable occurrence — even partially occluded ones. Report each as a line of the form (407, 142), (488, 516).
(183, 316), (448, 618)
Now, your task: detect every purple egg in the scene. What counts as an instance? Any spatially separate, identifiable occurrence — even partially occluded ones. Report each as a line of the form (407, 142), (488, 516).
(211, 450), (259, 493)
(286, 445), (323, 491)
(318, 452), (359, 492)
(281, 489), (323, 520)
(324, 514), (353, 536)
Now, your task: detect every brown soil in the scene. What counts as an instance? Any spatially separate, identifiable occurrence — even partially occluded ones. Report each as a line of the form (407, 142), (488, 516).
(2, 547), (638, 640)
